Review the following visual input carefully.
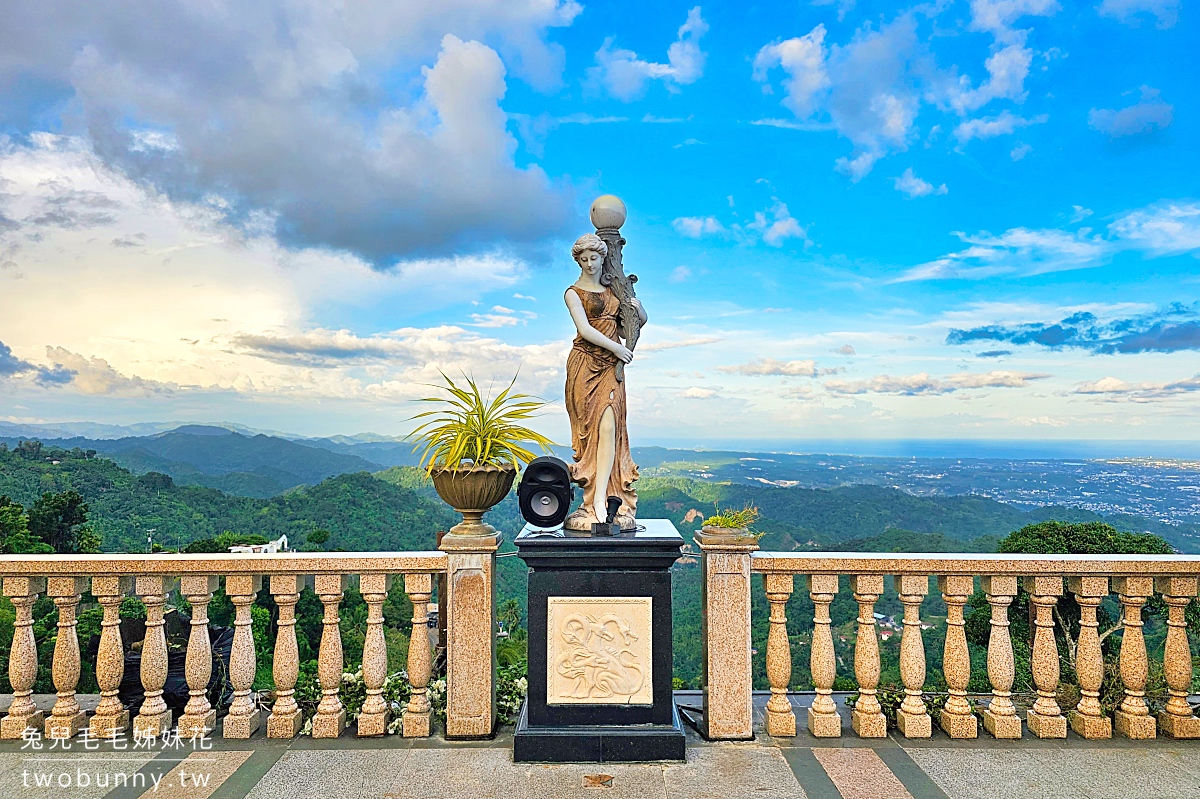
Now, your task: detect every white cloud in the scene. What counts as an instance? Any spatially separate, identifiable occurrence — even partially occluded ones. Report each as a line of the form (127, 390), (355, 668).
(1108, 202), (1200, 256)
(897, 199), (1200, 281)
(680, 386), (720, 399)
(669, 265), (693, 283)
(1, 6), (582, 265)
(639, 336), (722, 353)
(1097, 0), (1179, 28)
(825, 370), (1051, 395)
(673, 216), (725, 238)
(954, 111), (1048, 144)
(894, 168), (948, 198)
(1089, 86), (1174, 138)
(1010, 142), (1032, 160)
(719, 359), (820, 377)
(747, 200), (808, 247)
(1070, 205), (1094, 223)
(753, 3), (1059, 178)
(589, 7), (708, 101)
(1074, 373), (1200, 402)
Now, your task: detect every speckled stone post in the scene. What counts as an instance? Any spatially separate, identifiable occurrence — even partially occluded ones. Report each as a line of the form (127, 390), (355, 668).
(267, 575), (306, 738)
(938, 575), (977, 739)
(895, 575), (930, 738)
(1024, 576), (1066, 738)
(804, 574), (842, 737)
(440, 531), (500, 739)
(133, 575), (176, 738)
(764, 572), (796, 737)
(1157, 577), (1200, 738)
(224, 575), (262, 739)
(178, 575), (219, 739)
(357, 573), (392, 737)
(1113, 576), (1156, 739)
(403, 572), (434, 737)
(90, 576), (132, 739)
(850, 575), (886, 738)
(1068, 576), (1111, 739)
(2, 577), (46, 739)
(312, 574), (348, 738)
(45, 577), (89, 739)
(696, 529), (758, 741)
(980, 576), (1022, 739)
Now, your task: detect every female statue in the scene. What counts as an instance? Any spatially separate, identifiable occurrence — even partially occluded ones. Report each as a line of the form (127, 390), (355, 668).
(563, 232), (646, 531)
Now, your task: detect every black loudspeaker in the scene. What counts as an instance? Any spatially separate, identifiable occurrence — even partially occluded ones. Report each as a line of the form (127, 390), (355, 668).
(518, 456), (574, 528)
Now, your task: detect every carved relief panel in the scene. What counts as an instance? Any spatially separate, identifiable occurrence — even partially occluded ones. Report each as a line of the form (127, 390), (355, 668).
(546, 596), (653, 705)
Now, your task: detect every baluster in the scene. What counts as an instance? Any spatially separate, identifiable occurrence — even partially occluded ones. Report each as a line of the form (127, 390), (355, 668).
(805, 574), (841, 737)
(850, 574), (885, 738)
(1113, 576), (1156, 739)
(1023, 576), (1066, 738)
(224, 575), (262, 738)
(1067, 577), (1111, 739)
(980, 576), (1021, 738)
(764, 573), (796, 736)
(403, 573), (434, 737)
(1, 577), (46, 739)
(90, 577), (132, 738)
(896, 575), (930, 738)
(313, 574), (348, 738)
(1156, 577), (1200, 738)
(133, 576), (175, 737)
(358, 574), (392, 737)
(178, 576), (218, 738)
(938, 576), (977, 738)
(267, 575), (305, 738)
(45, 577), (88, 739)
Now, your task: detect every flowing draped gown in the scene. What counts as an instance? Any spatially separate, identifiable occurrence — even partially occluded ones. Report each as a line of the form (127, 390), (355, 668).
(564, 285), (639, 527)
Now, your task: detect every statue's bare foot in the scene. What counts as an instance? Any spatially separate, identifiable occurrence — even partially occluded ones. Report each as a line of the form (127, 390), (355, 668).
(563, 506), (595, 531)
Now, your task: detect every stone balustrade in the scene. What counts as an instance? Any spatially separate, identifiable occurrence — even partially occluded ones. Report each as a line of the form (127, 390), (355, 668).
(700, 547), (1200, 743)
(0, 551), (489, 741)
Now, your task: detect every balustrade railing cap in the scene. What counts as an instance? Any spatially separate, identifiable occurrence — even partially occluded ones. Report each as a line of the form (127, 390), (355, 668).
(751, 551), (1200, 576)
(0, 551), (448, 576)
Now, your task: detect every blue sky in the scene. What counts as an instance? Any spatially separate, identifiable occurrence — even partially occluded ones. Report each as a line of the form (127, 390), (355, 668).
(0, 0), (1197, 446)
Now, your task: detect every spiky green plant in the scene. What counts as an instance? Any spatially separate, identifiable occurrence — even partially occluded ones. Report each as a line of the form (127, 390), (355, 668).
(703, 504), (760, 531)
(407, 373), (555, 474)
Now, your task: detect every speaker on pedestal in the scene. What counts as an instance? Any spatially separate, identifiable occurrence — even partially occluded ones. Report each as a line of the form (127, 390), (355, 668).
(517, 456), (573, 530)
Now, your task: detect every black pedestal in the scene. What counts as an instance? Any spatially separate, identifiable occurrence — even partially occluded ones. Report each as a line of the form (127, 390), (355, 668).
(514, 520), (686, 762)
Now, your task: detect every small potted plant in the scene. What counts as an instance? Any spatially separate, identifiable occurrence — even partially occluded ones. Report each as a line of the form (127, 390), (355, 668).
(700, 504), (762, 541)
(409, 373), (554, 535)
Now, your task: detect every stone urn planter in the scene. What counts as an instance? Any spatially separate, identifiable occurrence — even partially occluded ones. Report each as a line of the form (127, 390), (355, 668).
(430, 462), (517, 536)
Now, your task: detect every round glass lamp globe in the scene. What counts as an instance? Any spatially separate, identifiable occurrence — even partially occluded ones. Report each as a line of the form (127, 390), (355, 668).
(589, 194), (627, 230)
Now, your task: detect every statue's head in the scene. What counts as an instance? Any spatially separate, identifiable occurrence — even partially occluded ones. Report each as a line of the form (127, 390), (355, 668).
(572, 233), (608, 277)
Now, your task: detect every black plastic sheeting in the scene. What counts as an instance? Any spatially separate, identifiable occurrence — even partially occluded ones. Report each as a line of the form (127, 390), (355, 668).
(111, 625), (235, 718)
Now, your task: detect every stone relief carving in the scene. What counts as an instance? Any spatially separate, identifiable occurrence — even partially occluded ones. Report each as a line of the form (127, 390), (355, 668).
(546, 597), (652, 705)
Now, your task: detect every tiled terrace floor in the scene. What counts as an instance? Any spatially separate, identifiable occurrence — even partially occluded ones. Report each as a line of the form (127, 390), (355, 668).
(2, 693), (1199, 799)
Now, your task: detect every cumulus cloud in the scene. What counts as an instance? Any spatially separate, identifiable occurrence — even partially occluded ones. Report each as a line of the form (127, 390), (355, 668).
(897, 199), (1200, 281)
(44, 347), (170, 395)
(825, 370), (1050, 395)
(1096, 0), (1179, 28)
(679, 386), (721, 399)
(954, 111), (1048, 144)
(1074, 373), (1200, 402)
(589, 7), (708, 101)
(753, 3), (1058, 178)
(894, 168), (947, 198)
(946, 303), (1200, 354)
(0, 341), (73, 386)
(673, 216), (725, 238)
(671, 200), (807, 247)
(718, 358), (820, 377)
(0, 4), (580, 266)
(1089, 86), (1174, 138)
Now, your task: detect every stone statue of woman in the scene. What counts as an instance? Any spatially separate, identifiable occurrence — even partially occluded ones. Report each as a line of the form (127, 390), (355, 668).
(563, 231), (647, 531)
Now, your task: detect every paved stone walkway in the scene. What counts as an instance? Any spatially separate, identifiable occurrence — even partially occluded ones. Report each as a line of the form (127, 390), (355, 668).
(2, 694), (1199, 799)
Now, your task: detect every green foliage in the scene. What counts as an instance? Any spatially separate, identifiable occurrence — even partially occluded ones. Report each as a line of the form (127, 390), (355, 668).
(999, 520), (1174, 555)
(408, 373), (554, 474)
(182, 531), (268, 553)
(702, 504), (760, 531)
(845, 686), (952, 728)
(0, 497), (53, 554)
